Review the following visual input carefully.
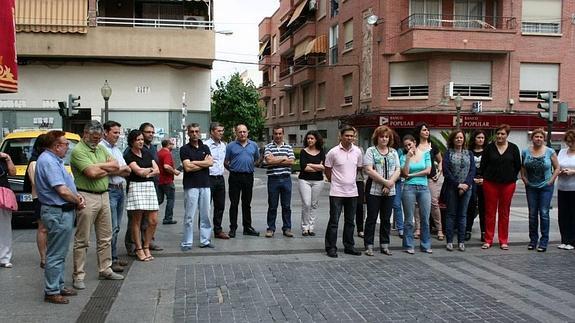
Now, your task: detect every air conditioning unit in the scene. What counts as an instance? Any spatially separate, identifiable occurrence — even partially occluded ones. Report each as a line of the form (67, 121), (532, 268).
(444, 81), (454, 97)
(309, 0), (318, 11)
(184, 15), (206, 29)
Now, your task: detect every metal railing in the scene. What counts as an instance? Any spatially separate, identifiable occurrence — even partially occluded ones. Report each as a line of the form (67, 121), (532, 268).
(96, 17), (213, 29)
(401, 14), (516, 31)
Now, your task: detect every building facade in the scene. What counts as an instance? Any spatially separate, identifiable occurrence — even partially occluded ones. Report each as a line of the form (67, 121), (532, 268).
(0, 0), (215, 145)
(259, 0), (575, 149)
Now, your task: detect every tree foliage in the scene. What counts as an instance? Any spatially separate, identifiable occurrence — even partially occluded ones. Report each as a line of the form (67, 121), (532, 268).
(211, 73), (264, 142)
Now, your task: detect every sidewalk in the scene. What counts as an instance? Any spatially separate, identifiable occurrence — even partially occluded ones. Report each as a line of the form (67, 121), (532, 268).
(0, 170), (564, 322)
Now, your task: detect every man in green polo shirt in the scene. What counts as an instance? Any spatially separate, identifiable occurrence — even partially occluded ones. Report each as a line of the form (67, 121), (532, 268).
(71, 121), (123, 290)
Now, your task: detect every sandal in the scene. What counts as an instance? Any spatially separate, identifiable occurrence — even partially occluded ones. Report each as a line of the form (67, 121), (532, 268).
(481, 243), (491, 249)
(500, 244), (509, 250)
(135, 248), (149, 262)
(143, 247), (154, 260)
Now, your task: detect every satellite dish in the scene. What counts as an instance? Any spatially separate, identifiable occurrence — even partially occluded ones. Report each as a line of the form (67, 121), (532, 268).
(366, 14), (380, 26)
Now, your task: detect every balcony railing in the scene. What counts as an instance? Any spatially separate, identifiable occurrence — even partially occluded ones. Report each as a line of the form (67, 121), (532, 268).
(96, 17), (213, 29)
(401, 14), (516, 32)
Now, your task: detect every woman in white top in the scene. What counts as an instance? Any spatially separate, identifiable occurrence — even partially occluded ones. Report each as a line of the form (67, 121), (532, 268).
(556, 129), (575, 250)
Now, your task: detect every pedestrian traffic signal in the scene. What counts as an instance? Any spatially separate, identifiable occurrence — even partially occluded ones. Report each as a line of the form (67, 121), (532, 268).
(558, 102), (569, 123)
(537, 91), (553, 122)
(68, 94), (80, 116)
(57, 101), (67, 118)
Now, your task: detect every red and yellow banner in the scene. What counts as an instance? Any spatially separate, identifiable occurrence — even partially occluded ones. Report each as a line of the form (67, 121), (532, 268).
(0, 0), (18, 93)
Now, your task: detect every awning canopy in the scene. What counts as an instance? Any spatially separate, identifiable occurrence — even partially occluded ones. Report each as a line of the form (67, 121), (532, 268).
(294, 39), (311, 59)
(305, 34), (328, 55)
(16, 0), (88, 33)
(287, 0), (309, 26)
(258, 40), (270, 56)
(0, 0), (18, 93)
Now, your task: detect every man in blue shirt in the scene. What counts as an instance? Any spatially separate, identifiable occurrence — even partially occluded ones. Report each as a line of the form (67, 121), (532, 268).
(36, 130), (86, 304)
(224, 124), (260, 237)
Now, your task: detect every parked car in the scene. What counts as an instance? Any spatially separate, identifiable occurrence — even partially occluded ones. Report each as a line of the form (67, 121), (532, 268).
(0, 130), (80, 225)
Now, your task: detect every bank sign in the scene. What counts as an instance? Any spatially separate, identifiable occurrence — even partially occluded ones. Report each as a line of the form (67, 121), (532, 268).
(373, 114), (567, 130)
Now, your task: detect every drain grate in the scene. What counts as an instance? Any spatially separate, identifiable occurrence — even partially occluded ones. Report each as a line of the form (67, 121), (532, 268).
(76, 263), (131, 323)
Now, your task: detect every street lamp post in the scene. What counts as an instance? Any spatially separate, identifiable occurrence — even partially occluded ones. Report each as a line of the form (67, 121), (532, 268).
(454, 92), (463, 129)
(101, 80), (112, 123)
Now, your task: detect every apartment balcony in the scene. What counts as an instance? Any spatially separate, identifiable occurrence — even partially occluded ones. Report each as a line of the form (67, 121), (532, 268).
(259, 17), (272, 42)
(259, 83), (272, 99)
(279, 36), (293, 56)
(292, 66), (315, 86)
(398, 14), (517, 54)
(292, 21), (316, 46)
(259, 55), (272, 71)
(16, 17), (215, 64)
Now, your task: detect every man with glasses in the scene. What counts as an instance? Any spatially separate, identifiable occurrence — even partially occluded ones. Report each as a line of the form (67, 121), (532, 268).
(180, 123), (214, 250)
(71, 121), (123, 291)
(37, 131), (85, 304)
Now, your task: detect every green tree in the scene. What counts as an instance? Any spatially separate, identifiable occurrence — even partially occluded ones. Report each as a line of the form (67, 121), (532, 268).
(211, 73), (264, 142)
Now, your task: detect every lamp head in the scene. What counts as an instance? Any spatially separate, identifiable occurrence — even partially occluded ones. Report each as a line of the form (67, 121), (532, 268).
(101, 80), (112, 100)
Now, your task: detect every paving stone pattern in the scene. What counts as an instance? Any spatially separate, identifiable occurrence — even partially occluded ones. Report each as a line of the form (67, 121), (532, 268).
(173, 258), (540, 322)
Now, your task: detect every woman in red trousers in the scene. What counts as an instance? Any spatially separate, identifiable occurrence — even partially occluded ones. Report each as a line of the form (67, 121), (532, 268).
(480, 124), (521, 250)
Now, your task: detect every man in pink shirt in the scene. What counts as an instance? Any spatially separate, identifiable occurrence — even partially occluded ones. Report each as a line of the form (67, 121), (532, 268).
(324, 125), (363, 258)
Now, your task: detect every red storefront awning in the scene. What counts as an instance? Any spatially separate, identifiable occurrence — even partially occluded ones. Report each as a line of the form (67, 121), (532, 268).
(0, 0), (18, 93)
(342, 113), (573, 131)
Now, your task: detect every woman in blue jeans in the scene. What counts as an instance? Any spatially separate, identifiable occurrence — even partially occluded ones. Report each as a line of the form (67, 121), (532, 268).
(400, 134), (432, 254)
(442, 130), (475, 252)
(520, 128), (560, 252)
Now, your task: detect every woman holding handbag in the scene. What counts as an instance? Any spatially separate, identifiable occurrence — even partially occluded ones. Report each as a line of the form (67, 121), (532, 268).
(0, 151), (17, 268)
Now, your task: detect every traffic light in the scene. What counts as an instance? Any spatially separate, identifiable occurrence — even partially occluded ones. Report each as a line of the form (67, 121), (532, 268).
(537, 91), (554, 122)
(68, 94), (80, 116)
(57, 101), (67, 118)
(558, 102), (569, 122)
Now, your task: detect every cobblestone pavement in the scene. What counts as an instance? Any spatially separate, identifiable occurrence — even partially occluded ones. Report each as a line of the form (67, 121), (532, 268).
(172, 252), (575, 323)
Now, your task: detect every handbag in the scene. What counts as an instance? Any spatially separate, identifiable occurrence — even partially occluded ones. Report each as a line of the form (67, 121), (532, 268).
(0, 186), (18, 211)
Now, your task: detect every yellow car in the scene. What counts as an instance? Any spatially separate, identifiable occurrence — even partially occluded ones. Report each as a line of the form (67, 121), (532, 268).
(0, 130), (80, 225)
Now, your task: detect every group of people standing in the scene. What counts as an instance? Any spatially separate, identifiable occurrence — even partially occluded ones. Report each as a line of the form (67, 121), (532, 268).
(3, 118), (575, 304)
(319, 123), (575, 258)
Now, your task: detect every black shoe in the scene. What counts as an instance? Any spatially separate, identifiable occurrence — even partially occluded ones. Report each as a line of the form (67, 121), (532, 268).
(464, 231), (471, 241)
(327, 250), (338, 258)
(344, 249), (362, 256)
(243, 227), (260, 236)
(537, 247), (547, 252)
(527, 245), (535, 250)
(163, 220), (177, 225)
(308, 231), (316, 236)
(228, 230), (236, 238)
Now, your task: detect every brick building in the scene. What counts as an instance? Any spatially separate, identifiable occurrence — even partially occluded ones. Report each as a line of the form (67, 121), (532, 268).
(258, 0), (574, 149)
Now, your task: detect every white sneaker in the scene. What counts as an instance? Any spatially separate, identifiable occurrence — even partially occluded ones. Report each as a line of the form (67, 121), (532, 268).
(564, 244), (574, 250)
(557, 244), (566, 249)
